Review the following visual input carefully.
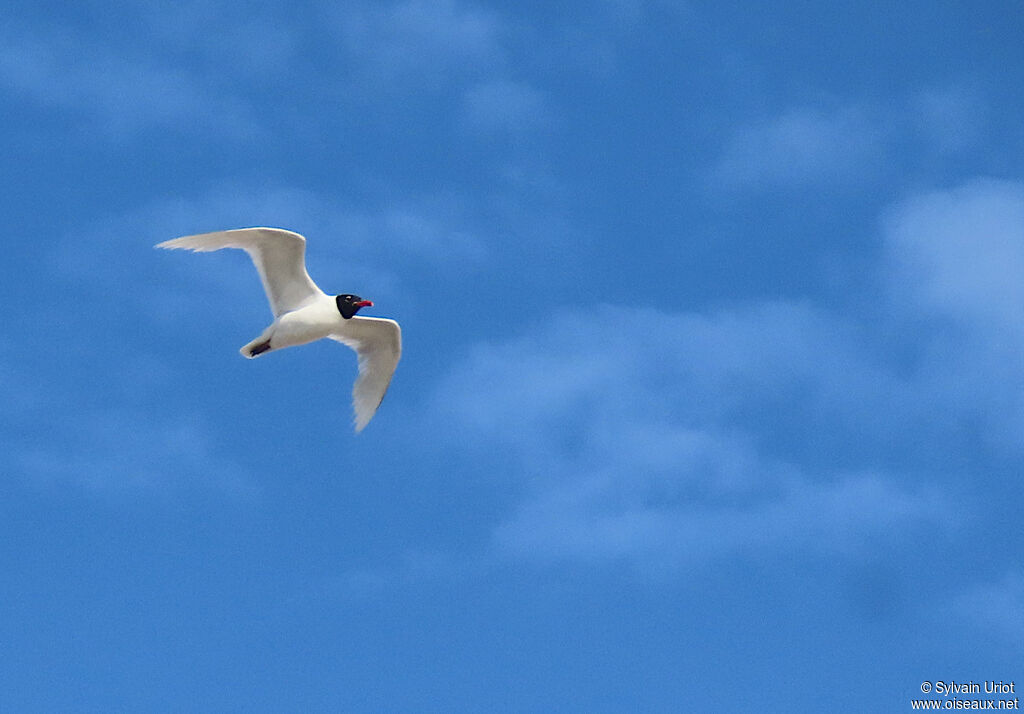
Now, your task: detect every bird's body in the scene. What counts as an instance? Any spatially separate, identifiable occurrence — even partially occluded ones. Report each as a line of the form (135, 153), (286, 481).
(243, 293), (343, 356)
(156, 227), (401, 432)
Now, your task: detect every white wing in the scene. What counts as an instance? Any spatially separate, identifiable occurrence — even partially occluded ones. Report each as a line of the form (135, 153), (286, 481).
(156, 227), (323, 317)
(329, 317), (402, 432)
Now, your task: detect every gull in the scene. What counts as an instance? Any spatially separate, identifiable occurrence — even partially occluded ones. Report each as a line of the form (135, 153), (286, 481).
(156, 227), (401, 432)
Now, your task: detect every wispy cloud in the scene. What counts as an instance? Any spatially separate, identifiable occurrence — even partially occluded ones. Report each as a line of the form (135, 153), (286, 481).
(884, 178), (1024, 333)
(420, 175), (1024, 571)
(427, 301), (955, 570)
(333, 0), (504, 85)
(951, 570), (1024, 641)
(132, 3), (300, 75)
(0, 26), (262, 139)
(883, 178), (1024, 451)
(0, 288), (250, 498)
(911, 83), (986, 154)
(14, 408), (253, 498)
(462, 79), (551, 135)
(1, 350), (250, 498)
(710, 84), (990, 191)
(496, 448), (945, 570)
(327, 549), (474, 601)
(433, 301), (936, 457)
(712, 105), (886, 189)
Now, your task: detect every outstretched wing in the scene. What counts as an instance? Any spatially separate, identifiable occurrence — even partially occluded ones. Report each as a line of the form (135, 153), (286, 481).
(156, 227), (323, 317)
(329, 317), (402, 432)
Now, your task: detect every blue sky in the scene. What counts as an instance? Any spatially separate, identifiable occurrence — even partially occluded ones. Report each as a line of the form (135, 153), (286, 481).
(2, 1), (1023, 711)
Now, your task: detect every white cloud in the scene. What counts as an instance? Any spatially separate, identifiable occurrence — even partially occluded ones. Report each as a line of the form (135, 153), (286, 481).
(423, 175), (1024, 569)
(434, 301), (931, 453)
(712, 105), (886, 189)
(427, 301), (954, 569)
(884, 178), (1024, 333)
(883, 178), (1024, 450)
(497, 465), (945, 569)
(711, 85), (991, 192)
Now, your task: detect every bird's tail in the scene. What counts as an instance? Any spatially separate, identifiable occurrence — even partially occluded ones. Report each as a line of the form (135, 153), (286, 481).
(240, 335), (273, 359)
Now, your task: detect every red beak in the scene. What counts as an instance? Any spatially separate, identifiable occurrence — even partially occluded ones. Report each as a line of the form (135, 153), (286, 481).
(355, 300), (374, 308)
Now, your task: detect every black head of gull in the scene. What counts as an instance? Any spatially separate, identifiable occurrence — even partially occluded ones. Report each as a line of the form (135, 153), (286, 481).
(336, 294), (373, 320)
